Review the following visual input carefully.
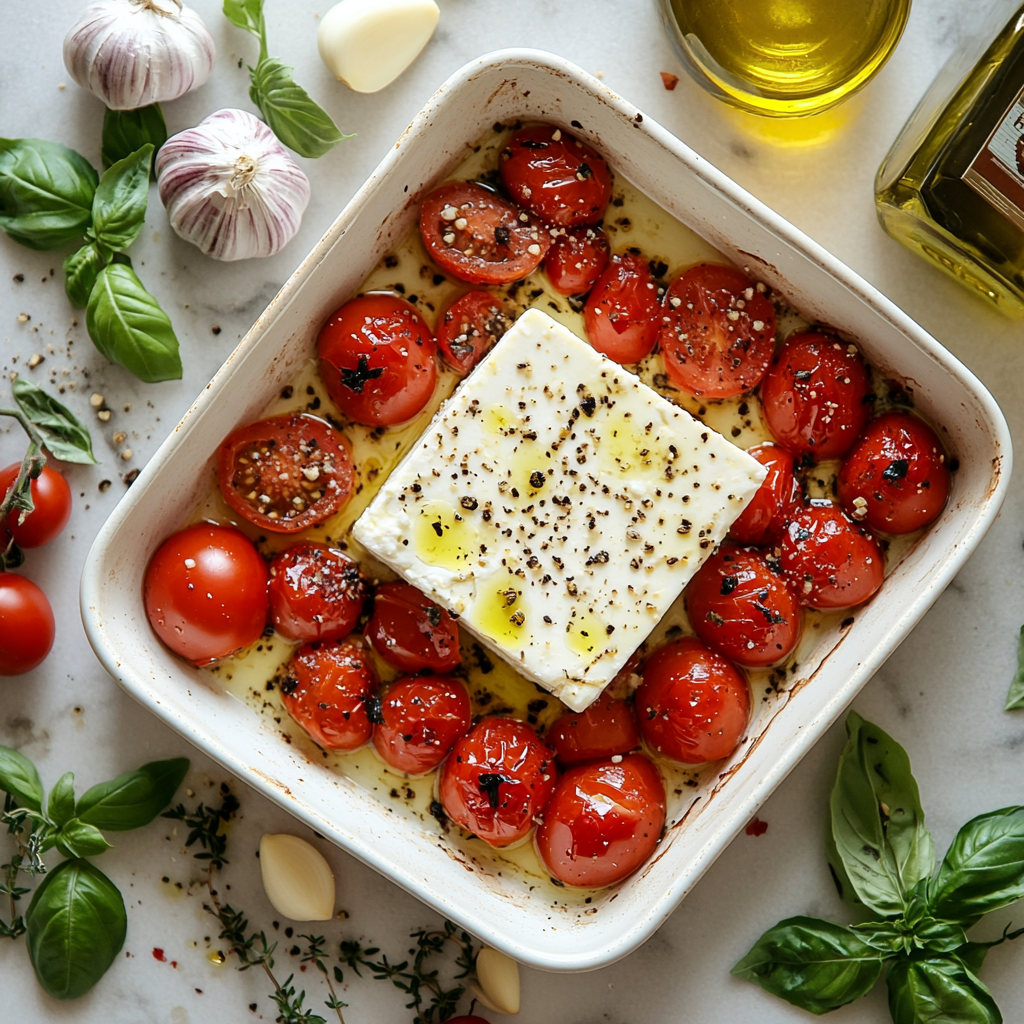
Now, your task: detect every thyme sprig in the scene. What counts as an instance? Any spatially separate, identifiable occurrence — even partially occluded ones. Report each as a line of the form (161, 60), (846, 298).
(0, 794), (47, 939)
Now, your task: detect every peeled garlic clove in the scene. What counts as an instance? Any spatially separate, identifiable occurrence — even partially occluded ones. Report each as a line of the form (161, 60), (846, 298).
(474, 946), (520, 1015)
(156, 108), (311, 262)
(317, 0), (440, 94)
(63, 0), (216, 110)
(259, 833), (336, 921)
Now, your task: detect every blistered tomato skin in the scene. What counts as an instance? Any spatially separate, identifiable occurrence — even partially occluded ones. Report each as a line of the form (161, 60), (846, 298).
(373, 675), (472, 774)
(281, 640), (375, 751)
(439, 717), (556, 848)
(728, 443), (803, 546)
(268, 544), (364, 643)
(536, 754), (666, 888)
(366, 581), (462, 674)
(0, 464), (72, 548)
(0, 574), (55, 676)
(838, 411), (950, 534)
(318, 292), (438, 427)
(544, 225), (610, 295)
(548, 693), (641, 766)
(637, 638), (750, 764)
(499, 126), (612, 227)
(435, 291), (511, 376)
(583, 252), (660, 364)
(779, 503), (884, 610)
(685, 546), (802, 668)
(760, 330), (872, 461)
(144, 523), (269, 665)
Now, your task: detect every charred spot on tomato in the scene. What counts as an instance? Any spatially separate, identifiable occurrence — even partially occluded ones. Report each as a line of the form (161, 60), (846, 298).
(720, 575), (739, 595)
(477, 771), (515, 808)
(881, 459), (910, 482)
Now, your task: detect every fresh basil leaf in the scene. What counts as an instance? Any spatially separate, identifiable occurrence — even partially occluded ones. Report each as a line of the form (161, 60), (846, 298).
(0, 744), (43, 810)
(930, 806), (1024, 923)
(12, 378), (98, 464)
(250, 57), (347, 159)
(829, 712), (935, 916)
(957, 942), (991, 975)
(25, 859), (127, 1000)
(63, 241), (108, 309)
(914, 918), (969, 954)
(91, 145), (152, 253)
(886, 956), (1001, 1024)
(0, 138), (98, 250)
(77, 758), (189, 831)
(851, 920), (904, 955)
(101, 105), (167, 174)
(56, 818), (112, 859)
(223, 0), (265, 40)
(48, 771), (76, 827)
(1006, 625), (1024, 711)
(732, 915), (885, 1015)
(86, 263), (181, 383)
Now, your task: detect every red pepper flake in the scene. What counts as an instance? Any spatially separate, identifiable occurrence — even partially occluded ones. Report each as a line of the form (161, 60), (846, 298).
(171, 961), (178, 969)
(152, 947), (166, 961)
(660, 71), (680, 91)
(745, 817), (769, 837)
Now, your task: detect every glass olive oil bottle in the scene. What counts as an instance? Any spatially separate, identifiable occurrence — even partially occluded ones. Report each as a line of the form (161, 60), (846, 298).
(876, 3), (1024, 317)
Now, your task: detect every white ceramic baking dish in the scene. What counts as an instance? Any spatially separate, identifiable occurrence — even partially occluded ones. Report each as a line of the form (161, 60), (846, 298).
(81, 50), (1011, 972)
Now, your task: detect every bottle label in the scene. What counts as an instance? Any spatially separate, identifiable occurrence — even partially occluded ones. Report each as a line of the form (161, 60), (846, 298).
(963, 84), (1024, 231)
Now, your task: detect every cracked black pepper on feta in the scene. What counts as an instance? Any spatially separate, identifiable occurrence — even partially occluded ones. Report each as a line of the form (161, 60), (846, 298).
(353, 310), (766, 711)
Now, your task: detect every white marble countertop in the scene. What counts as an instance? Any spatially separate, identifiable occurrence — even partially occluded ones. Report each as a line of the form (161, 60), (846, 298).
(5, 0), (1024, 1021)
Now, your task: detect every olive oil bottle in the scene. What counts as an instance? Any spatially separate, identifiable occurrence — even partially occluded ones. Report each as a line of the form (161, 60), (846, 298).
(876, 3), (1024, 317)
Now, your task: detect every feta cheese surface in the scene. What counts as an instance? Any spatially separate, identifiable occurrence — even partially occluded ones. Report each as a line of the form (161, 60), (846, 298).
(353, 309), (765, 710)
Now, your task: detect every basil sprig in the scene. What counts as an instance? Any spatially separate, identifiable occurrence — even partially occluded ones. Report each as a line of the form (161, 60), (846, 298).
(0, 745), (188, 997)
(101, 104), (167, 173)
(223, 0), (350, 159)
(734, 712), (1024, 1022)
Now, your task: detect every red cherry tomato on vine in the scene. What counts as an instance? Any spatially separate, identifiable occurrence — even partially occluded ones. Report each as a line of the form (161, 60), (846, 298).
(837, 410), (950, 534)
(366, 581), (461, 674)
(583, 252), (660, 364)
(685, 546), (802, 668)
(439, 717), (556, 847)
(547, 692), (640, 766)
(318, 293), (438, 426)
(659, 264), (776, 399)
(536, 754), (666, 888)
(760, 330), (872, 461)
(0, 464), (72, 548)
(0, 574), (55, 675)
(500, 126), (612, 227)
(637, 638), (750, 764)
(268, 543), (364, 643)
(144, 523), (268, 664)
(435, 291), (511, 376)
(218, 414), (354, 533)
(728, 443), (802, 546)
(544, 225), (610, 295)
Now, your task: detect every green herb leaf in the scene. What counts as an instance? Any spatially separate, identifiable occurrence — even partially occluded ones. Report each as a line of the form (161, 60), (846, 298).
(1005, 625), (1024, 710)
(91, 145), (153, 253)
(77, 758), (189, 831)
(63, 241), (108, 309)
(731, 916), (885, 1015)
(48, 771), (76, 827)
(223, 0), (266, 41)
(0, 138), (98, 250)
(12, 378), (98, 464)
(86, 263), (182, 382)
(886, 956), (1001, 1024)
(829, 712), (935, 916)
(0, 744), (43, 810)
(55, 818), (113, 859)
(914, 918), (969, 954)
(250, 57), (347, 159)
(101, 105), (167, 174)
(25, 859), (127, 1000)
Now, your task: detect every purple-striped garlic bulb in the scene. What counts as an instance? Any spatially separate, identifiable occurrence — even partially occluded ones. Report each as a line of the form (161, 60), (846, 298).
(156, 109), (312, 262)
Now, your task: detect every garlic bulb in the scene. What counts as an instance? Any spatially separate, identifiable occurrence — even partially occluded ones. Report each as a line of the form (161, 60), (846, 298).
(472, 946), (521, 1015)
(259, 834), (336, 921)
(63, 0), (216, 110)
(156, 109), (311, 262)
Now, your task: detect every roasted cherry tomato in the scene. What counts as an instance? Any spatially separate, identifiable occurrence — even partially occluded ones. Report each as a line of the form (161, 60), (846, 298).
(778, 502), (884, 609)
(144, 523), (268, 664)
(0, 464), (72, 548)
(420, 181), (551, 285)
(318, 293), (438, 426)
(637, 637), (750, 764)
(658, 264), (776, 399)
(366, 581), (461, 674)
(499, 126), (612, 227)
(583, 252), (660, 364)
(685, 546), (802, 668)
(547, 692), (640, 766)
(728, 443), (803, 546)
(439, 717), (556, 847)
(536, 754), (666, 888)
(837, 410), (950, 535)
(435, 291), (511, 376)
(0, 573), (55, 676)
(373, 675), (472, 775)
(760, 330), (872, 461)
(218, 413), (354, 534)
(268, 543), (364, 643)
(281, 640), (375, 751)
(544, 225), (610, 295)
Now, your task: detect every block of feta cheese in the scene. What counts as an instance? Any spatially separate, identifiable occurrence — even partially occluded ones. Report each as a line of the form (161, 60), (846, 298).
(353, 309), (766, 711)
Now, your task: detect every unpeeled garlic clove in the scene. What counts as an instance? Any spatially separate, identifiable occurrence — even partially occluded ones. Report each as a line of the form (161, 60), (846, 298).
(474, 946), (520, 1015)
(259, 833), (335, 921)
(317, 0), (440, 94)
